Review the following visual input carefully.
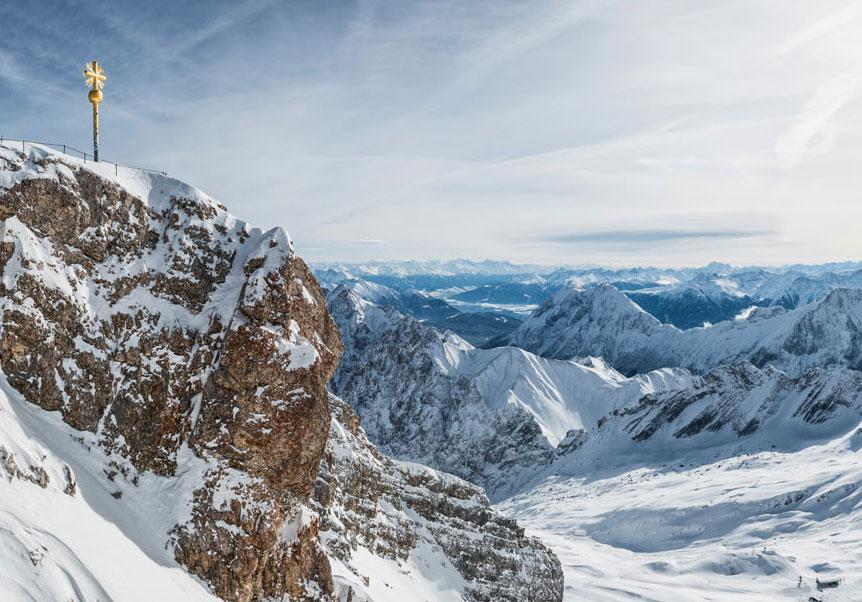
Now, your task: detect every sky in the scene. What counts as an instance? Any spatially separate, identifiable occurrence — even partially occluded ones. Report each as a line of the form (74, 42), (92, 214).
(1, 0), (861, 267)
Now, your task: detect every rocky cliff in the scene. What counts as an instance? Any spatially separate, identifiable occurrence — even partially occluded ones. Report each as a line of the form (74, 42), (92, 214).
(0, 142), (562, 601)
(316, 395), (563, 601)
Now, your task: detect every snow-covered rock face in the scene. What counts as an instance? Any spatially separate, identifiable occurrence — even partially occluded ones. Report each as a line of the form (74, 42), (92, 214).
(316, 396), (564, 601)
(0, 143), (343, 598)
(0, 143), (563, 601)
(506, 284), (862, 377)
(575, 362), (862, 467)
(506, 284), (670, 374)
(327, 285), (554, 498)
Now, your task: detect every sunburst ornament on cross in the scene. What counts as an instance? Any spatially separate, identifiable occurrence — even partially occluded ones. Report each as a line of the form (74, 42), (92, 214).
(83, 61), (106, 161)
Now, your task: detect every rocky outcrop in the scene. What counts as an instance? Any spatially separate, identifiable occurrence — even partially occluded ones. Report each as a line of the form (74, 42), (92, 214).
(316, 395), (564, 601)
(0, 142), (562, 600)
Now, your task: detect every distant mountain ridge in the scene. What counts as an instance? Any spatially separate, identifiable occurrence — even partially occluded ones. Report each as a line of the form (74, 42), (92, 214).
(316, 260), (862, 332)
(503, 284), (862, 376)
(317, 258), (862, 601)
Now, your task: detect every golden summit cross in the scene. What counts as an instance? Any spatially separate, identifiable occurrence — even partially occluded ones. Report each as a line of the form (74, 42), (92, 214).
(83, 61), (106, 161)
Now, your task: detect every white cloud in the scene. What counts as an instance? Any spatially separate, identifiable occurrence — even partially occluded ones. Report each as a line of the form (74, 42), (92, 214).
(771, 4), (857, 57)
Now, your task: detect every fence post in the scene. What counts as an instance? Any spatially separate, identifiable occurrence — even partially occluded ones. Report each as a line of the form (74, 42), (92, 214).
(115, 163), (118, 176)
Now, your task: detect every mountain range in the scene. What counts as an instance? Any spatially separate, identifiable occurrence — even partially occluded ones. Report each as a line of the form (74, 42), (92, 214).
(320, 260), (862, 600)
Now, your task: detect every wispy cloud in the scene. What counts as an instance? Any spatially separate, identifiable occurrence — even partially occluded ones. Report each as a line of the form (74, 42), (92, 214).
(539, 229), (773, 245)
(1, 1), (861, 267)
(771, 4), (857, 57)
(349, 238), (388, 245)
(774, 71), (861, 168)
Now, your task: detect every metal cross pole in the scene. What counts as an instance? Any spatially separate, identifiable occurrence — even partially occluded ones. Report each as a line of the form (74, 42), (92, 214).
(83, 61), (106, 162)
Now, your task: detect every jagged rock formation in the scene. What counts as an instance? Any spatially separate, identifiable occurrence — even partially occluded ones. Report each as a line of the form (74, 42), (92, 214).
(622, 362), (862, 442)
(549, 361), (862, 476)
(0, 143), (563, 601)
(315, 395), (563, 601)
(327, 285), (554, 498)
(0, 143), (342, 599)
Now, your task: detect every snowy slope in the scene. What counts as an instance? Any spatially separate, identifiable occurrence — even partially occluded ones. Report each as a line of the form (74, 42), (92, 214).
(455, 348), (689, 445)
(502, 430), (862, 602)
(0, 375), (217, 601)
(496, 359), (862, 600)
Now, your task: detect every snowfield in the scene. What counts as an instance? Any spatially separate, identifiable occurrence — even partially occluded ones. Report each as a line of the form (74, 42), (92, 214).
(500, 431), (862, 602)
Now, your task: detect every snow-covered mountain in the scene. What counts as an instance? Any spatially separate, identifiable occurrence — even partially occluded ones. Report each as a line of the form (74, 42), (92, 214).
(316, 262), (862, 601)
(624, 272), (753, 329)
(505, 283), (862, 376)
(313, 259), (555, 277)
(327, 282), (690, 499)
(0, 141), (562, 601)
(493, 283), (862, 600)
(325, 260), (862, 333)
(553, 362), (862, 471)
(6, 139), (862, 601)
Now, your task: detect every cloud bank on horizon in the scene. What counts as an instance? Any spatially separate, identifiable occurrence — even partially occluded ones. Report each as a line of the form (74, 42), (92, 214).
(1, 0), (860, 267)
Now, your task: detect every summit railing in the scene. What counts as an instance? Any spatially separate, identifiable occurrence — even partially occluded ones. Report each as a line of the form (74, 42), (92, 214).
(0, 136), (167, 177)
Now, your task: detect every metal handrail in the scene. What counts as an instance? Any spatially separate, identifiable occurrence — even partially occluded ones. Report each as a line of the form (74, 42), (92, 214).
(0, 136), (167, 176)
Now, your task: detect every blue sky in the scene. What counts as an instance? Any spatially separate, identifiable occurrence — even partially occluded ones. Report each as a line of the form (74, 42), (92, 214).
(2, 1), (861, 266)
